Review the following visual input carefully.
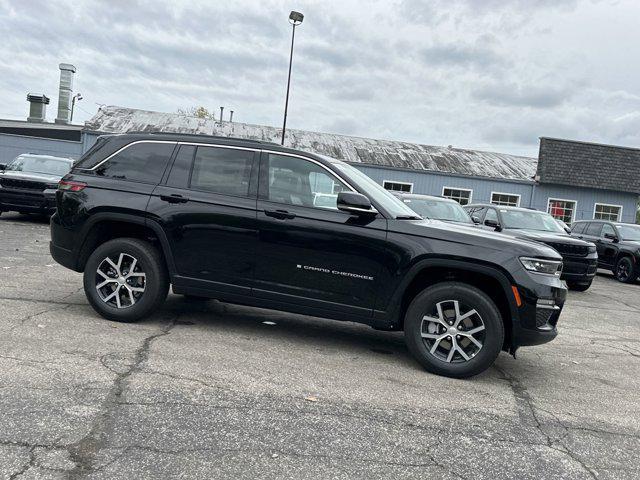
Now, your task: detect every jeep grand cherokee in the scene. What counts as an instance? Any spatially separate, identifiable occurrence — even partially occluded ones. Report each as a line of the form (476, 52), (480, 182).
(50, 133), (567, 378)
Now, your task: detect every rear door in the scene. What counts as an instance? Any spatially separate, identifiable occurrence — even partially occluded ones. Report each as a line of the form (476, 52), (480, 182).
(253, 151), (389, 318)
(147, 143), (260, 295)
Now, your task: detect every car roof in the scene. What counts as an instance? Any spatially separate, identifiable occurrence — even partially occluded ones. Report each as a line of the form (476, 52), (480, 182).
(394, 193), (459, 203)
(465, 203), (542, 213)
(112, 132), (341, 167)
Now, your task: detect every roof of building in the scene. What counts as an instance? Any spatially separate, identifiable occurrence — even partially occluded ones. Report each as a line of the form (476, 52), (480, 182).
(84, 106), (538, 182)
(537, 137), (640, 195)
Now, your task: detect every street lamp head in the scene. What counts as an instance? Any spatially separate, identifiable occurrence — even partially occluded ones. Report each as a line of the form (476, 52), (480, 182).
(289, 11), (304, 25)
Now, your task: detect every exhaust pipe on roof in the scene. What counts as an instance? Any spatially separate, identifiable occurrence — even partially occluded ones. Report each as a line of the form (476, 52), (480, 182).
(229, 110), (234, 123)
(219, 106), (224, 124)
(55, 63), (76, 124)
(26, 94), (50, 123)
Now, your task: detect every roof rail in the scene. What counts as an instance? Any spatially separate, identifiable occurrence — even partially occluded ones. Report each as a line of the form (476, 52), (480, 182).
(125, 131), (279, 146)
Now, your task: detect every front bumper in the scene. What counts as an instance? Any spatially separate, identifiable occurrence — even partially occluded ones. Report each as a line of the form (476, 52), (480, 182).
(560, 253), (598, 283)
(0, 188), (57, 213)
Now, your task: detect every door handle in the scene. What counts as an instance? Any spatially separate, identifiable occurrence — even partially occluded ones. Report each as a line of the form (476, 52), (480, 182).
(264, 209), (296, 220)
(160, 194), (189, 204)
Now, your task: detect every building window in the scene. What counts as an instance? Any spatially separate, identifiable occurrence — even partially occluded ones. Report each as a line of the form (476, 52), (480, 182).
(547, 198), (577, 223)
(491, 192), (520, 207)
(593, 203), (622, 221)
(383, 180), (413, 193)
(442, 187), (472, 205)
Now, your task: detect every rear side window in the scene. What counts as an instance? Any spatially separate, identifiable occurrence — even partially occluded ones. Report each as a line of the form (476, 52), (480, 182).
(585, 222), (603, 236)
(571, 222), (586, 234)
(94, 142), (175, 184)
(190, 146), (255, 196)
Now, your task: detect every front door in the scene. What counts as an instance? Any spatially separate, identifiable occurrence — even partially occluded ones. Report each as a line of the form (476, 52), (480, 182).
(148, 143), (260, 295)
(598, 223), (619, 267)
(253, 152), (389, 318)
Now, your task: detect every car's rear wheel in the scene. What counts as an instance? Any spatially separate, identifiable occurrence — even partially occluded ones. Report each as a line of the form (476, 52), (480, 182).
(614, 256), (637, 283)
(83, 238), (169, 322)
(567, 280), (592, 292)
(404, 282), (504, 378)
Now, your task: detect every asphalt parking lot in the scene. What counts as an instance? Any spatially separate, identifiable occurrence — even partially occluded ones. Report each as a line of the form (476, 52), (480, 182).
(0, 212), (639, 480)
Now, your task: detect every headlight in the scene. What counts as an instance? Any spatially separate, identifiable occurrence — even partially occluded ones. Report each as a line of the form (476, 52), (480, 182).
(588, 245), (597, 253)
(520, 257), (563, 276)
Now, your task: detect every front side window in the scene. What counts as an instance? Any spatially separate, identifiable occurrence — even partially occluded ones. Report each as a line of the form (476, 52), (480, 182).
(594, 203), (622, 221)
(601, 223), (616, 238)
(95, 142), (175, 184)
(585, 222), (603, 236)
(265, 154), (349, 210)
(442, 187), (472, 205)
(571, 222), (586, 234)
(190, 146), (255, 196)
(484, 208), (499, 223)
(491, 192), (520, 207)
(383, 180), (413, 193)
(547, 199), (576, 223)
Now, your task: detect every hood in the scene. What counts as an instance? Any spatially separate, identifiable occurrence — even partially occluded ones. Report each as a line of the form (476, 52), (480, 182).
(0, 170), (62, 184)
(389, 219), (562, 259)
(622, 240), (640, 249)
(502, 228), (593, 246)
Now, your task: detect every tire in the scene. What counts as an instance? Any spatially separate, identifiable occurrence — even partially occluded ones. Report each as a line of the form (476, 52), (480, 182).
(404, 282), (504, 379)
(83, 238), (169, 322)
(614, 256), (637, 283)
(567, 280), (592, 292)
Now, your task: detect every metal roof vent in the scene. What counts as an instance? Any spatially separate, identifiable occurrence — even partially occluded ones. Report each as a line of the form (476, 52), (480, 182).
(55, 63), (76, 124)
(26, 94), (50, 123)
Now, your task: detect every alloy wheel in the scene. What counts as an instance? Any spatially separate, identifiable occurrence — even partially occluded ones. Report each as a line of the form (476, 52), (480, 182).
(616, 259), (631, 282)
(95, 253), (146, 309)
(420, 300), (485, 363)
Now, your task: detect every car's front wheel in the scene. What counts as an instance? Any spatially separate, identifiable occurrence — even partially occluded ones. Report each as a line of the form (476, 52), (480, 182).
(83, 238), (169, 322)
(614, 256), (637, 283)
(404, 282), (504, 378)
(567, 280), (592, 292)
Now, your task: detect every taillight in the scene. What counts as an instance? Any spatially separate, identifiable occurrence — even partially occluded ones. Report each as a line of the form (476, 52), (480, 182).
(58, 180), (87, 192)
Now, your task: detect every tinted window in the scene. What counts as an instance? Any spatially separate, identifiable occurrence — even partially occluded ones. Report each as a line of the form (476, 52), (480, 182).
(601, 223), (616, 238)
(166, 145), (195, 189)
(190, 146), (254, 196)
(585, 222), (603, 236)
(95, 142), (174, 184)
(571, 222), (586, 234)
(484, 208), (499, 223)
(265, 154), (348, 209)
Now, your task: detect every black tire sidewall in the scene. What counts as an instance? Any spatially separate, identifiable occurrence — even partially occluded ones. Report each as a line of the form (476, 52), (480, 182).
(404, 282), (504, 378)
(615, 257), (636, 283)
(83, 238), (168, 322)
(567, 281), (592, 291)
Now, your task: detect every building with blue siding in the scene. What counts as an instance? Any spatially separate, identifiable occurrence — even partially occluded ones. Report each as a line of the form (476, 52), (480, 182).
(1, 105), (638, 224)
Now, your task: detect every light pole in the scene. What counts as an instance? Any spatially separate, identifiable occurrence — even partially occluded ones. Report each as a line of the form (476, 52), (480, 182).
(281, 10), (304, 145)
(70, 93), (82, 122)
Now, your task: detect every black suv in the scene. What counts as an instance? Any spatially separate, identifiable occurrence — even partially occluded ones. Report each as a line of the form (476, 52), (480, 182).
(571, 220), (640, 283)
(50, 133), (567, 378)
(464, 204), (598, 291)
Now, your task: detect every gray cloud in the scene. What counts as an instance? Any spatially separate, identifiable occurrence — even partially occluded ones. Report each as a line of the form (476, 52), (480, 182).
(0, 0), (638, 156)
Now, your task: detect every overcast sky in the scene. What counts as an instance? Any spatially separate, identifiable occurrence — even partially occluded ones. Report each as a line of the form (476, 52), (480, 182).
(1, 0), (639, 156)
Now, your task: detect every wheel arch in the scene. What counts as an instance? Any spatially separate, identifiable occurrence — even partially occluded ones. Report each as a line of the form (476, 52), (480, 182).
(387, 258), (519, 350)
(75, 213), (176, 276)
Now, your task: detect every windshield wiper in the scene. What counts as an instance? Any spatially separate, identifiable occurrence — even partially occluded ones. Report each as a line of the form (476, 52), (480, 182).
(395, 215), (422, 220)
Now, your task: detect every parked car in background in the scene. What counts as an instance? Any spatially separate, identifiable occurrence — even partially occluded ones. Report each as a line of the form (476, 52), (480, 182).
(571, 220), (640, 283)
(394, 193), (474, 225)
(0, 153), (74, 216)
(50, 133), (568, 378)
(465, 204), (598, 291)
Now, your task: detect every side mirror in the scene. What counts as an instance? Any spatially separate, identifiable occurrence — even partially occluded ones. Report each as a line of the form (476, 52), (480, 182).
(484, 219), (501, 230)
(471, 215), (481, 224)
(337, 191), (377, 216)
(563, 226), (571, 234)
(0, 163), (6, 170)
(604, 232), (619, 242)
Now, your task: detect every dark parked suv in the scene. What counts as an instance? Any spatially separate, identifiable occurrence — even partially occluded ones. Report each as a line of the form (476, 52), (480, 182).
(464, 204), (598, 291)
(50, 133), (567, 378)
(571, 220), (640, 283)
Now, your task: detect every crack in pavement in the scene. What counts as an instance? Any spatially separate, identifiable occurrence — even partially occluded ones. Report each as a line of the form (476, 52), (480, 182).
(494, 365), (599, 479)
(65, 315), (178, 479)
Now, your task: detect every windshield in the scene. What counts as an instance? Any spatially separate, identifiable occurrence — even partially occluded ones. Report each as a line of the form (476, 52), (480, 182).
(333, 163), (420, 219)
(402, 197), (472, 223)
(616, 224), (640, 241)
(500, 209), (566, 233)
(6, 155), (72, 176)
